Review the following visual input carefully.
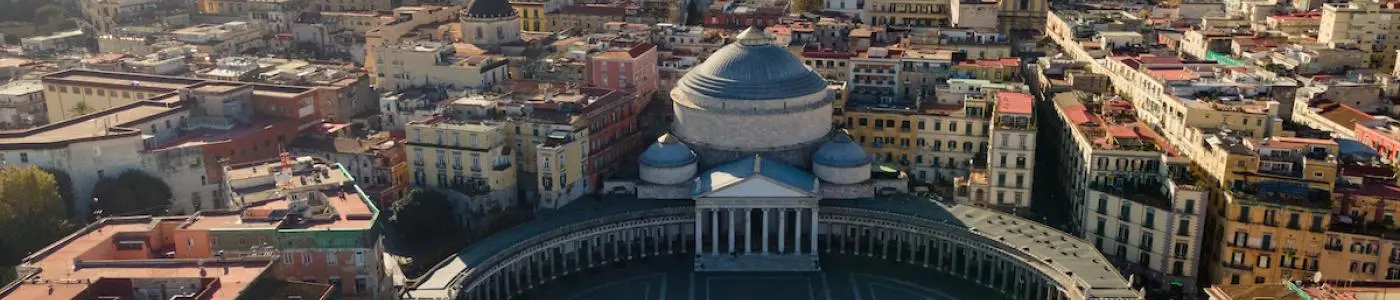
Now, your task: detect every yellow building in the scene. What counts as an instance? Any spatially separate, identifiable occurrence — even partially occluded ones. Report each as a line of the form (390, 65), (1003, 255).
(950, 58), (1021, 82)
(841, 104), (922, 170)
(1324, 165), (1400, 281)
(1205, 135), (1340, 286)
(865, 0), (950, 27)
(41, 71), (203, 122)
(405, 117), (519, 213)
(535, 131), (586, 209)
(511, 1), (549, 32)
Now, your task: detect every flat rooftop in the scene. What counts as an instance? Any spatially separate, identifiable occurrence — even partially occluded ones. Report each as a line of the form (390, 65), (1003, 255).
(1, 217), (274, 299)
(223, 157), (378, 230)
(0, 93), (186, 150)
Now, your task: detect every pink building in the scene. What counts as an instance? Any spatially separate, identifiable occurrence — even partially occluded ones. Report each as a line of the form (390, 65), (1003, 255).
(1356, 121), (1400, 163)
(586, 43), (660, 104)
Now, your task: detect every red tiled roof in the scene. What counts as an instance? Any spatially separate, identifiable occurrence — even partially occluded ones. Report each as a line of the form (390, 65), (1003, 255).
(1318, 102), (1373, 130)
(1064, 106), (1101, 126)
(996, 92), (1033, 115)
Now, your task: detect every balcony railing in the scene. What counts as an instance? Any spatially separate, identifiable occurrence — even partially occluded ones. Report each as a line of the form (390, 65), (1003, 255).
(1221, 261), (1254, 271)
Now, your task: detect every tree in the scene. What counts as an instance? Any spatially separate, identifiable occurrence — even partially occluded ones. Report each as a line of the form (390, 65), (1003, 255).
(0, 166), (76, 268)
(91, 170), (172, 217)
(685, 0), (703, 26)
(388, 189), (463, 240)
(69, 101), (93, 117)
(31, 4), (65, 31)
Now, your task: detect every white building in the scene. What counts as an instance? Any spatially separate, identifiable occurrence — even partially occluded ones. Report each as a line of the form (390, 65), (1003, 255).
(0, 80), (47, 129)
(372, 42), (511, 91)
(21, 30), (86, 54)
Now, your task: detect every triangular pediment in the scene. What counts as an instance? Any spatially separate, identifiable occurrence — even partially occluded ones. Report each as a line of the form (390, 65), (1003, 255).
(700, 177), (813, 198)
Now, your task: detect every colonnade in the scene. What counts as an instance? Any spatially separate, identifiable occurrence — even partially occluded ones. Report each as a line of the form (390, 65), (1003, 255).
(453, 209), (1074, 300)
(693, 207), (818, 256)
(821, 220), (1067, 300)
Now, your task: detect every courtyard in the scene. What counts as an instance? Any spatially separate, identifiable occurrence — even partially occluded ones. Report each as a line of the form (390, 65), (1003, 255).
(514, 256), (1007, 300)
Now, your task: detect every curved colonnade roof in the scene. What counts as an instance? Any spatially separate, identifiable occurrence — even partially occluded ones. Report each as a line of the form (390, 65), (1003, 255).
(403, 196), (1139, 299)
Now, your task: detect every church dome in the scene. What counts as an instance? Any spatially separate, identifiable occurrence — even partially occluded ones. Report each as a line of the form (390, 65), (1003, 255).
(640, 134), (698, 185)
(813, 132), (872, 185)
(462, 0), (517, 19)
(675, 26), (828, 101)
(639, 134), (697, 168)
(813, 133), (871, 167)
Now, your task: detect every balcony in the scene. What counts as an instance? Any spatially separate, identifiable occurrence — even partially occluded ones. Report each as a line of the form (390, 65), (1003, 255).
(1220, 261), (1254, 271)
(1325, 243), (1343, 251)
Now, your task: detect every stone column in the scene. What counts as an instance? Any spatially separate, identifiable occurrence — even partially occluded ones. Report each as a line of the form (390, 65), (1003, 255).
(711, 208), (719, 256)
(763, 208), (771, 254)
(745, 208), (753, 254)
(922, 237), (930, 267)
(779, 208), (787, 254)
(810, 208), (818, 255)
(795, 208), (804, 254)
(728, 208), (736, 254)
(695, 210), (702, 254)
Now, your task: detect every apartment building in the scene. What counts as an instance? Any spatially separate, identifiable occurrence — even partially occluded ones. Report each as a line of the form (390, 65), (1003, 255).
(291, 129), (409, 207)
(80, 0), (192, 34)
(1355, 119), (1400, 164)
(170, 21), (269, 58)
(1202, 133), (1337, 286)
(406, 116), (519, 213)
(373, 41), (512, 91)
(33, 70), (340, 213)
(898, 48), (955, 99)
(194, 0), (301, 32)
(0, 80), (48, 129)
(1050, 89), (1208, 294)
(585, 42), (660, 102)
(1319, 1), (1400, 70)
(1326, 164), (1400, 281)
(1098, 55), (1283, 147)
(865, 0), (951, 27)
(549, 4), (626, 33)
(219, 156), (391, 298)
(848, 47), (903, 103)
(981, 91), (1036, 210)
(904, 27), (1013, 60)
(1, 215), (332, 299)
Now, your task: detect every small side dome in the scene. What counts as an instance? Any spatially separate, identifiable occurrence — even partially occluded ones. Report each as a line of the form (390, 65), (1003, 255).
(640, 134), (698, 185)
(639, 134), (697, 167)
(813, 133), (871, 167)
(813, 132), (872, 185)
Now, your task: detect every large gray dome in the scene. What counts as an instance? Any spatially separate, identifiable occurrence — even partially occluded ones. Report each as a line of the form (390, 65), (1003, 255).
(462, 0), (516, 18)
(813, 133), (871, 167)
(639, 134), (697, 168)
(675, 26), (828, 101)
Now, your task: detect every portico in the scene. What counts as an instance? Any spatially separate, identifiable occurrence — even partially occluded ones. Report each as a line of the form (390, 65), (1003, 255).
(692, 156), (822, 272)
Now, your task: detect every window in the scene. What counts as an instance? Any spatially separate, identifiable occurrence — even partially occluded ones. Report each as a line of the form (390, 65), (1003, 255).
(19, 153), (27, 163)
(303, 252), (312, 264)
(1257, 255), (1271, 268)
(1140, 234), (1154, 249)
(1144, 210), (1155, 229)
(1174, 242), (1189, 259)
(283, 253), (294, 264)
(328, 252), (338, 265)
(1177, 219), (1190, 236)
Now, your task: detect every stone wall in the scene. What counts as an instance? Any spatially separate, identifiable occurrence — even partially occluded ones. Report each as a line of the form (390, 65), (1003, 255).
(819, 182), (873, 199)
(637, 183), (691, 200)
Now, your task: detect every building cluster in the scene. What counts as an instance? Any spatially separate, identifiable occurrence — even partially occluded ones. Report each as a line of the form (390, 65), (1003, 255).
(1035, 0), (1400, 297)
(2, 155), (391, 299)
